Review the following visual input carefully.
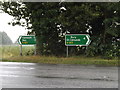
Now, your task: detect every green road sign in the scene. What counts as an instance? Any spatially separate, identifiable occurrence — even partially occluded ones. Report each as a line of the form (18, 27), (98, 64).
(65, 34), (91, 46)
(18, 35), (36, 45)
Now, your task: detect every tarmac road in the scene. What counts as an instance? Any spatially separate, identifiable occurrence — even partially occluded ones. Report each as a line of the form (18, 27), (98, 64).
(0, 62), (118, 88)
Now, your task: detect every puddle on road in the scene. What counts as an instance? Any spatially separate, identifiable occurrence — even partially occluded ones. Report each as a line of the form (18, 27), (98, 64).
(90, 78), (114, 81)
(36, 76), (79, 79)
(35, 75), (115, 81)
(1, 62), (36, 65)
(0, 75), (19, 77)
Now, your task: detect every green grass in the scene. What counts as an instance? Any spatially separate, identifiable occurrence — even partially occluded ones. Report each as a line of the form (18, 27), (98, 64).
(1, 45), (35, 58)
(1, 45), (119, 66)
(2, 56), (118, 66)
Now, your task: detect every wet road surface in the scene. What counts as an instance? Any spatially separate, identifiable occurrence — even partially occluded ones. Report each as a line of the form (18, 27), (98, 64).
(0, 62), (118, 88)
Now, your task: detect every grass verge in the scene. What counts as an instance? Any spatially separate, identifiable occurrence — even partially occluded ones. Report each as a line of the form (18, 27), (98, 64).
(2, 56), (118, 66)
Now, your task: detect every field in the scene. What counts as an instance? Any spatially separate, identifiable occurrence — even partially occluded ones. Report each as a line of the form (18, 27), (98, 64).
(1, 45), (35, 58)
(0, 45), (118, 66)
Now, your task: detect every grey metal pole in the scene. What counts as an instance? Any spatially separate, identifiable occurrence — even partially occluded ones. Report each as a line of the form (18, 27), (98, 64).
(20, 45), (22, 56)
(66, 46), (68, 57)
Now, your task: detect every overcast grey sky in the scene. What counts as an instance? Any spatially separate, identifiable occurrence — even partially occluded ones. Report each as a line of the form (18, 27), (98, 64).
(0, 13), (28, 43)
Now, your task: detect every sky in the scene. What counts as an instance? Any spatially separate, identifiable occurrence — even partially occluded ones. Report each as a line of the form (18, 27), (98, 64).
(0, 12), (28, 43)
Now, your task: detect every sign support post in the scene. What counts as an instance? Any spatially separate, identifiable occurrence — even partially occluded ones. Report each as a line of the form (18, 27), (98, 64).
(20, 45), (22, 56)
(66, 46), (69, 57)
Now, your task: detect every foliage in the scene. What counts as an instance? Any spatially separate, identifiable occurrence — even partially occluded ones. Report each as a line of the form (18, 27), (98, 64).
(1, 2), (120, 59)
(3, 55), (118, 66)
(86, 3), (120, 59)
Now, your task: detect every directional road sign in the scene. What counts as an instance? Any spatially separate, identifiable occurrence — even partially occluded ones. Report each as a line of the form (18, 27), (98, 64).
(18, 35), (36, 45)
(65, 34), (91, 46)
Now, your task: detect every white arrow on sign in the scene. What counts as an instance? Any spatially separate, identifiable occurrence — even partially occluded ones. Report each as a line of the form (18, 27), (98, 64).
(86, 35), (91, 45)
(18, 36), (22, 45)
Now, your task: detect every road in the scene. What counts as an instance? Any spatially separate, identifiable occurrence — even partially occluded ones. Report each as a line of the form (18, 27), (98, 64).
(0, 62), (118, 88)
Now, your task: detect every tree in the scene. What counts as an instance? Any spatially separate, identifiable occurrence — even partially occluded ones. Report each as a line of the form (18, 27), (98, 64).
(1, 2), (65, 55)
(85, 2), (120, 58)
(58, 2), (102, 55)
(1, 2), (119, 58)
(58, 2), (120, 58)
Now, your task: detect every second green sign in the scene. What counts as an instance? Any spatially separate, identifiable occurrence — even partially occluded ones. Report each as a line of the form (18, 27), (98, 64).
(65, 34), (91, 46)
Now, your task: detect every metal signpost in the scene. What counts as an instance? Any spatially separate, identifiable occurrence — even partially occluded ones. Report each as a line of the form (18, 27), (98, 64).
(65, 34), (91, 57)
(18, 35), (36, 56)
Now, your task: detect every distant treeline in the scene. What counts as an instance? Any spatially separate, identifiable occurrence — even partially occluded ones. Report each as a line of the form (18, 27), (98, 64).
(0, 31), (13, 45)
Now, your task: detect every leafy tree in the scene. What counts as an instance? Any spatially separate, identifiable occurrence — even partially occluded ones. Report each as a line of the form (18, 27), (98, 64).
(1, 2), (65, 55)
(58, 2), (120, 58)
(1, 2), (119, 58)
(58, 2), (102, 55)
(86, 2), (120, 59)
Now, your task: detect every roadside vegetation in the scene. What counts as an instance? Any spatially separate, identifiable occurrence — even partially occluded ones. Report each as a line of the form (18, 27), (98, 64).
(1, 45), (118, 66)
(1, 2), (119, 66)
(1, 45), (35, 58)
(1, 2), (119, 59)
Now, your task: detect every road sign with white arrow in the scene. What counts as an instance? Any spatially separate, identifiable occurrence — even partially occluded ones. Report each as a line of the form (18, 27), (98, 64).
(18, 35), (36, 45)
(65, 34), (91, 46)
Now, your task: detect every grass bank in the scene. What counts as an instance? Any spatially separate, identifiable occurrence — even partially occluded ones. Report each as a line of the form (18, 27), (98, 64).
(1, 45), (118, 66)
(2, 56), (118, 66)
